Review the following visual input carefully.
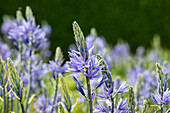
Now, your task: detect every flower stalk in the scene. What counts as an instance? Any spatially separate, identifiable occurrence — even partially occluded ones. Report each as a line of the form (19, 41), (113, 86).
(3, 87), (6, 113)
(51, 72), (58, 113)
(128, 86), (135, 113)
(142, 100), (148, 113)
(111, 81), (114, 113)
(0, 56), (7, 113)
(86, 76), (93, 113)
(11, 98), (13, 111)
(49, 47), (66, 112)
(7, 92), (9, 113)
(7, 58), (25, 113)
(25, 50), (32, 112)
(156, 63), (164, 113)
(71, 21), (93, 113)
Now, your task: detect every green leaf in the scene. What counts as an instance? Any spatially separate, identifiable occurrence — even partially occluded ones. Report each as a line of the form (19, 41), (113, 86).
(58, 103), (65, 113)
(59, 75), (72, 112)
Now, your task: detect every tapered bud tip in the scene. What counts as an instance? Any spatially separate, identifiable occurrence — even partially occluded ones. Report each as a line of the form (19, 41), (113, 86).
(7, 57), (12, 62)
(72, 21), (80, 32)
(26, 6), (33, 18)
(7, 58), (14, 68)
(55, 47), (63, 62)
(143, 99), (148, 105)
(155, 62), (160, 67)
(90, 27), (97, 37)
(26, 6), (32, 13)
(73, 21), (78, 26)
(155, 62), (163, 72)
(56, 47), (62, 55)
(16, 10), (23, 22)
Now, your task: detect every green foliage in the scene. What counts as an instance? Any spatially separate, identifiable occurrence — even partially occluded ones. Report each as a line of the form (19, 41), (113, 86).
(7, 58), (23, 101)
(142, 100), (148, 113)
(128, 86), (135, 113)
(156, 63), (167, 95)
(0, 56), (7, 88)
(58, 103), (65, 113)
(60, 75), (72, 112)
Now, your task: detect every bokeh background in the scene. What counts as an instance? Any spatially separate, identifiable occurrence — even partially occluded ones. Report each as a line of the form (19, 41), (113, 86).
(0, 0), (170, 59)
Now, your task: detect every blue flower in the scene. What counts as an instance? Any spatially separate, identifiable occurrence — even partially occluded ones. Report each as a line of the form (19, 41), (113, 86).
(94, 101), (109, 113)
(116, 98), (128, 112)
(112, 43), (130, 64)
(95, 76), (108, 90)
(74, 81), (86, 99)
(42, 24), (52, 36)
(115, 81), (128, 94)
(83, 56), (103, 79)
(0, 40), (11, 60)
(162, 89), (170, 105)
(1, 18), (15, 34)
(72, 76), (83, 87)
(96, 86), (113, 100)
(152, 89), (170, 105)
(8, 18), (46, 49)
(49, 59), (67, 80)
(36, 94), (60, 113)
(85, 35), (113, 69)
(68, 49), (103, 80)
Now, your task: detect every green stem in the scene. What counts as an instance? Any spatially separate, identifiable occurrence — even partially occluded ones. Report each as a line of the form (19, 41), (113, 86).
(86, 100), (89, 113)
(16, 43), (22, 113)
(86, 76), (93, 113)
(20, 102), (25, 113)
(16, 99), (19, 113)
(51, 74), (58, 113)
(6, 85), (9, 113)
(7, 95), (9, 113)
(160, 105), (163, 113)
(111, 81), (114, 113)
(3, 87), (6, 113)
(25, 71), (32, 112)
(11, 98), (13, 111)
(160, 87), (164, 113)
(25, 52), (32, 112)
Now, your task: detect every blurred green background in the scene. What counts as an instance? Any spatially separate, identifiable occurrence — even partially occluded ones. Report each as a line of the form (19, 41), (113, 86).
(0, 0), (170, 58)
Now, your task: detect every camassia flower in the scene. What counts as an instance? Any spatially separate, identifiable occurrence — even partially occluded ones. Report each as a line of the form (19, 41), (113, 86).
(151, 63), (169, 113)
(73, 75), (97, 100)
(0, 39), (11, 60)
(35, 94), (60, 113)
(74, 79), (86, 98)
(68, 49), (103, 80)
(67, 49), (91, 73)
(94, 101), (109, 113)
(116, 98), (129, 113)
(97, 81), (128, 100)
(96, 86), (113, 100)
(8, 6), (46, 50)
(49, 60), (67, 79)
(115, 81), (128, 94)
(1, 17), (15, 34)
(49, 47), (67, 80)
(152, 89), (170, 105)
(72, 76), (83, 87)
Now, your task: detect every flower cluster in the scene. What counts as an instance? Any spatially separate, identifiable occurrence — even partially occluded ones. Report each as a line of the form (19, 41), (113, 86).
(0, 6), (169, 113)
(151, 63), (170, 112)
(8, 7), (46, 50)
